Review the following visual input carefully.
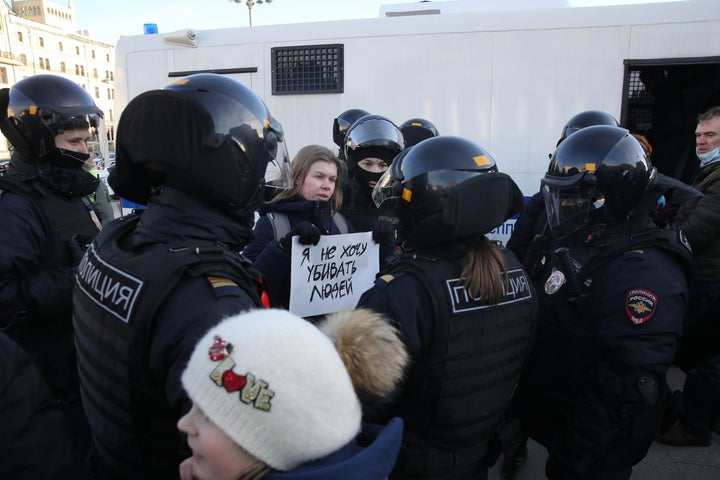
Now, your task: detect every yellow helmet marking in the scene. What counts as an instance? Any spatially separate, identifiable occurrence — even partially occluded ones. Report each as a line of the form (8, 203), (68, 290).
(472, 155), (492, 167)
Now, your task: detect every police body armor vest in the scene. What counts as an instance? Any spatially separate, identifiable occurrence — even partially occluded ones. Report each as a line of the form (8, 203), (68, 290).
(0, 175), (98, 396)
(0, 174), (98, 272)
(73, 215), (263, 478)
(387, 249), (535, 475)
(531, 223), (693, 308)
(526, 223), (693, 404)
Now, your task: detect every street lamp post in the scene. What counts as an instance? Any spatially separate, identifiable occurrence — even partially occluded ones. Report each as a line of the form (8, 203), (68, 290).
(232, 0), (273, 27)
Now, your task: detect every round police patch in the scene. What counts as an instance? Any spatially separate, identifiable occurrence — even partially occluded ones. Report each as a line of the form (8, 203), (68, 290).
(625, 288), (658, 325)
(544, 269), (566, 295)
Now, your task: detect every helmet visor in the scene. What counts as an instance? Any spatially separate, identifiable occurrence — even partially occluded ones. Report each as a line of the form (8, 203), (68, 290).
(372, 166), (399, 208)
(542, 183), (597, 235)
(54, 112), (108, 168)
(266, 138), (293, 195)
(345, 118), (404, 153)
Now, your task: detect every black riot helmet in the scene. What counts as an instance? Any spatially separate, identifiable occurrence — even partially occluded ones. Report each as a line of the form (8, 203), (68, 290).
(110, 73), (290, 223)
(373, 136), (523, 247)
(399, 117), (439, 147)
(0, 74), (105, 167)
(344, 115), (404, 172)
(332, 108), (370, 150)
(543, 125), (652, 236)
(558, 110), (618, 145)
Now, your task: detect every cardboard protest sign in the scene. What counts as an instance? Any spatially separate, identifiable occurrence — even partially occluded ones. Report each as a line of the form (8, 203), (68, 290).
(289, 232), (378, 317)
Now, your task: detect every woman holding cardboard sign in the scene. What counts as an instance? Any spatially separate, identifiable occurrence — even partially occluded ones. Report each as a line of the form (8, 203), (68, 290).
(244, 145), (354, 309)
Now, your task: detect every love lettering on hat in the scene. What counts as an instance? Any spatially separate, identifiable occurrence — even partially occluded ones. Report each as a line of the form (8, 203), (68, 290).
(207, 335), (275, 412)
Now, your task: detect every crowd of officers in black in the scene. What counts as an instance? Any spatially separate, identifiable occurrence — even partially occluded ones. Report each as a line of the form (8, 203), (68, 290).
(0, 72), (717, 480)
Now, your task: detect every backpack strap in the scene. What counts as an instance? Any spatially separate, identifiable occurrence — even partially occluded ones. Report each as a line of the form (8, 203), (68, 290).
(267, 212), (291, 242)
(269, 211), (349, 239)
(332, 212), (349, 234)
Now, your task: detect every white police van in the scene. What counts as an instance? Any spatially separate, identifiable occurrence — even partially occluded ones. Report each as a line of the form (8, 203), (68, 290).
(113, 0), (720, 243)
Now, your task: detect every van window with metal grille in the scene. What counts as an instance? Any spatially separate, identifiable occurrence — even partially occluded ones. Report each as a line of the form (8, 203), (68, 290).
(271, 44), (343, 95)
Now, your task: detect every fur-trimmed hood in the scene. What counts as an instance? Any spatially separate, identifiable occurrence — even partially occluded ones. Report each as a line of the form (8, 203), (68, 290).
(318, 308), (408, 415)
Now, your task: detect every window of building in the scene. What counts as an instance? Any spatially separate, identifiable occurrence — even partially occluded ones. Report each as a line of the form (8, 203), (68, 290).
(60, 61), (66, 73)
(44, 58), (50, 70)
(271, 44), (344, 95)
(19, 54), (26, 65)
(58, 41), (63, 52)
(39, 37), (44, 48)
(107, 88), (111, 100)
(17, 31), (23, 43)
(106, 53), (110, 62)
(0, 67), (8, 84)
(75, 64), (80, 75)
(93, 68), (98, 78)
(91, 50), (96, 59)
(76, 46), (80, 55)
(80, 66), (85, 76)
(94, 86), (99, 98)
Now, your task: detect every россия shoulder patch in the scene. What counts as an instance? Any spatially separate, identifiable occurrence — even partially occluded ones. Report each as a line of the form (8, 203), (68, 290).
(625, 288), (658, 325)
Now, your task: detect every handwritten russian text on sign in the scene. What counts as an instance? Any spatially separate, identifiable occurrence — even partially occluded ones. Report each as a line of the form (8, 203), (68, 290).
(289, 232), (378, 317)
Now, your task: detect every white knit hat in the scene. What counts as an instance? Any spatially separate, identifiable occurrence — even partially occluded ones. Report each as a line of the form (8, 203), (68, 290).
(181, 309), (362, 471)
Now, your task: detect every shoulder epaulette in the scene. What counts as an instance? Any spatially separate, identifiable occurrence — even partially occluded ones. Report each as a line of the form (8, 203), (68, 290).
(206, 275), (242, 298)
(374, 273), (405, 289)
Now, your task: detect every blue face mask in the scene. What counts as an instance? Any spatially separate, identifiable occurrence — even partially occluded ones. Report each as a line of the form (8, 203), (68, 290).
(697, 147), (720, 167)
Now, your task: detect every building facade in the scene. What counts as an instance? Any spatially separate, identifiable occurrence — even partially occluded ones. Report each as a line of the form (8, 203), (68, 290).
(0, 0), (115, 160)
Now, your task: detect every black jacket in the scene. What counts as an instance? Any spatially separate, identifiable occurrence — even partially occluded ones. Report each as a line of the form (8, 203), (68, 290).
(0, 168), (98, 398)
(358, 242), (537, 479)
(73, 187), (262, 479)
(518, 220), (692, 477)
(0, 331), (82, 479)
(245, 195), (353, 308)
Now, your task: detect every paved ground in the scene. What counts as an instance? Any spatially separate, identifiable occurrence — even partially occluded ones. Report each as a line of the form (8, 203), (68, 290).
(488, 367), (720, 479)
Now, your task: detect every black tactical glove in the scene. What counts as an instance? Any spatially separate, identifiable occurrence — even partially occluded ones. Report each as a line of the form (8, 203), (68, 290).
(279, 221), (322, 252)
(372, 218), (396, 245)
(68, 234), (93, 265)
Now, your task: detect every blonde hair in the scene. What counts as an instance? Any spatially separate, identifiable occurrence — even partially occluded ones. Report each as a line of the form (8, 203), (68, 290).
(460, 237), (508, 306)
(271, 144), (344, 211)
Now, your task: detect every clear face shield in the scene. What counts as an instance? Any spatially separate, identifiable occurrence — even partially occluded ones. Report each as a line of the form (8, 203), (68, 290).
(372, 158), (404, 208)
(542, 173), (601, 237)
(48, 111), (107, 168)
(264, 121), (293, 196)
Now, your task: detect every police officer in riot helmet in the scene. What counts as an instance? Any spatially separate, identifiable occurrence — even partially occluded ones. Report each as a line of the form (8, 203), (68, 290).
(556, 109), (619, 146)
(0, 74), (105, 473)
(333, 108), (370, 160)
(341, 114), (404, 266)
(507, 110), (619, 265)
(73, 73), (290, 478)
(358, 136), (537, 480)
(516, 125), (697, 480)
(399, 117), (439, 147)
